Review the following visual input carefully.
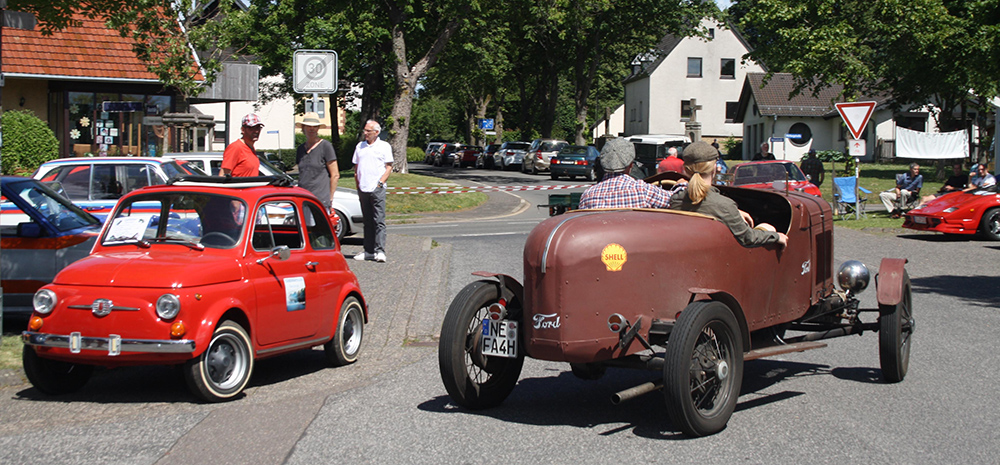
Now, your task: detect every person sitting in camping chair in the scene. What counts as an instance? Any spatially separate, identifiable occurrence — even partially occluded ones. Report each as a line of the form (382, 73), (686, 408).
(879, 163), (922, 218)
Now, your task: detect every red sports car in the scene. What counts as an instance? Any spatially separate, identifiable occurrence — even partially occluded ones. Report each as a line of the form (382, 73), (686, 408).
(903, 186), (1000, 240)
(730, 160), (822, 197)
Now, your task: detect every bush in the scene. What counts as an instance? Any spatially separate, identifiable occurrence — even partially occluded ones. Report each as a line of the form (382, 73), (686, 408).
(406, 146), (424, 162)
(723, 138), (742, 160)
(1, 109), (58, 175)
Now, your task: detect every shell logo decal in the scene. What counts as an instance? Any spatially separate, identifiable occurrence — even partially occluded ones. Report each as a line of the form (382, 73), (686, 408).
(601, 243), (627, 271)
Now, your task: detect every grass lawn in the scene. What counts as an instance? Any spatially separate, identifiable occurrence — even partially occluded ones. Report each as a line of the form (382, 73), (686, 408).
(336, 170), (488, 215)
(0, 334), (22, 371)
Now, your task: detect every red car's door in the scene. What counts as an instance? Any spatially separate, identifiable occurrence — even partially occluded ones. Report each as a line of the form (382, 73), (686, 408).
(247, 200), (323, 346)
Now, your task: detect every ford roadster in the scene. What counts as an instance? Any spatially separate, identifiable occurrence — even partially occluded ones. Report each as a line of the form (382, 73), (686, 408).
(439, 183), (912, 437)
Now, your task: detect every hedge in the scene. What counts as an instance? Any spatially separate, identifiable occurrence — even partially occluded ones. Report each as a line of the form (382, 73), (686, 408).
(1, 109), (59, 175)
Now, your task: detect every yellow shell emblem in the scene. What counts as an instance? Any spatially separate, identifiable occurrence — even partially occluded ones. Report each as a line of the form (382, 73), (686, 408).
(601, 243), (627, 271)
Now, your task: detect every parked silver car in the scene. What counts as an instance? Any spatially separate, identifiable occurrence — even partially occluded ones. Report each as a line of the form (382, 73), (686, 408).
(522, 138), (569, 174)
(494, 141), (531, 171)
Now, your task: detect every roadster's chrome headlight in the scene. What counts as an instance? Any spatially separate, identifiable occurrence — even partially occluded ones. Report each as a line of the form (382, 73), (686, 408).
(837, 260), (870, 294)
(156, 294), (181, 320)
(33, 289), (57, 314)
(943, 207), (957, 213)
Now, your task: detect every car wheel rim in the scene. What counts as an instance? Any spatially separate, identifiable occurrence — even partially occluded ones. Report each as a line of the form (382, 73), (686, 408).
(990, 214), (1000, 235)
(463, 306), (495, 383)
(206, 333), (247, 390)
(688, 322), (735, 416)
(343, 307), (362, 355)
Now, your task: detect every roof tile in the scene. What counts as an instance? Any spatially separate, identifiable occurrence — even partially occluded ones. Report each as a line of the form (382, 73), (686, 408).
(2, 13), (202, 82)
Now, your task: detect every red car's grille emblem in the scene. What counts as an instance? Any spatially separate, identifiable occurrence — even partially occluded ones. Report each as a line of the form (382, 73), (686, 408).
(92, 299), (114, 317)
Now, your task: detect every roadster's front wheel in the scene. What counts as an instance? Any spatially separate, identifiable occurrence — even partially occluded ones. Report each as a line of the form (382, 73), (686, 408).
(663, 301), (743, 437)
(438, 280), (524, 409)
(879, 270), (913, 383)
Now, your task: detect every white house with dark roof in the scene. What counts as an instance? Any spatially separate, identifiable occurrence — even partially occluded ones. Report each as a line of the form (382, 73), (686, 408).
(732, 72), (1000, 163)
(614, 18), (765, 142)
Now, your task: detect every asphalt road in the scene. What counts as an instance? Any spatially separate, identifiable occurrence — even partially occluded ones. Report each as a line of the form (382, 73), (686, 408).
(1, 165), (998, 464)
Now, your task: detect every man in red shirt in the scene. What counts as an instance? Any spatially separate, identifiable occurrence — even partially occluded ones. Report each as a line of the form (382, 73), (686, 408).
(222, 114), (263, 177)
(656, 147), (684, 174)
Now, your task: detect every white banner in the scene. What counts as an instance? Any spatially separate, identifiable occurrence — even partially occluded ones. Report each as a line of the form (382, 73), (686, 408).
(896, 127), (968, 159)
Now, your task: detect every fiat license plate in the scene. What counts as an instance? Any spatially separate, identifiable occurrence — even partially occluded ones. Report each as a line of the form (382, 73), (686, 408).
(481, 319), (517, 358)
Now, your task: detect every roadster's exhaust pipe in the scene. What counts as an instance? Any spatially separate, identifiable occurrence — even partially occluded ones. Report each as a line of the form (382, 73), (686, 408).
(611, 380), (664, 405)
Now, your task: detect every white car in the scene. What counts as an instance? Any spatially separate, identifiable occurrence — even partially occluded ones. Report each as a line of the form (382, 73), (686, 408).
(162, 152), (364, 241)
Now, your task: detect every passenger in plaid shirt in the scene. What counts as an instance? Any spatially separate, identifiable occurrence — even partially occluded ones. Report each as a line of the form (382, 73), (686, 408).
(578, 138), (672, 209)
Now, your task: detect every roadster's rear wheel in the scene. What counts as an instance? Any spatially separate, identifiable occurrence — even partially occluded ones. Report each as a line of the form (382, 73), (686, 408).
(879, 271), (913, 383)
(439, 280), (524, 409)
(663, 301), (743, 437)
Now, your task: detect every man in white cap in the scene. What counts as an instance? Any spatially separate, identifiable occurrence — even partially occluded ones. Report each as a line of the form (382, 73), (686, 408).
(577, 138), (672, 209)
(295, 112), (339, 211)
(222, 113), (264, 177)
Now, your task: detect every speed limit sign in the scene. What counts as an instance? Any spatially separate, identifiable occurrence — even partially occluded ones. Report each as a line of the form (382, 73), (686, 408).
(293, 50), (338, 93)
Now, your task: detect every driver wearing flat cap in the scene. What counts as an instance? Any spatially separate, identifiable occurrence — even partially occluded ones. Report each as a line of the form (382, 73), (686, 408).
(577, 138), (672, 210)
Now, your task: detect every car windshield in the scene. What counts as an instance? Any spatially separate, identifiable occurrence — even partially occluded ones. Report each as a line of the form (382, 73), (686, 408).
(103, 192), (248, 249)
(733, 163), (807, 185)
(1, 181), (100, 232)
(506, 143), (530, 151)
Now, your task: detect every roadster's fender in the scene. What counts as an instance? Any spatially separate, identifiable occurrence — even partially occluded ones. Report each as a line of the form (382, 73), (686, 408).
(471, 271), (524, 313)
(876, 258), (909, 307)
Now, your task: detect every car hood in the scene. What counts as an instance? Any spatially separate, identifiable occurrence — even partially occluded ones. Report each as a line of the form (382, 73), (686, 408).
(912, 190), (998, 215)
(54, 250), (243, 288)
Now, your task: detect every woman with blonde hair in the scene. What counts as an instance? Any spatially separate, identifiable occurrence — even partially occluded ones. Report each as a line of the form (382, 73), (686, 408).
(669, 141), (787, 248)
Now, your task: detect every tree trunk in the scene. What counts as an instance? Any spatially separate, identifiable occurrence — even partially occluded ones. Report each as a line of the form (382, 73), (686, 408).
(573, 33), (602, 145)
(385, 5), (461, 174)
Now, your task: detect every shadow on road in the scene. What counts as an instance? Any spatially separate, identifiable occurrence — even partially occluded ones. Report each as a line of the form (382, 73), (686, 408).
(417, 357), (869, 439)
(911, 274), (1000, 308)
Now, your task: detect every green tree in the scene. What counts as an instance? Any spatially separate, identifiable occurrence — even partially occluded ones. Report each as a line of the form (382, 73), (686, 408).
(732, 0), (1000, 132)
(1, 110), (59, 175)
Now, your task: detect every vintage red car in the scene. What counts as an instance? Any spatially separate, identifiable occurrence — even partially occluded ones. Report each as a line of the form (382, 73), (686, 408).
(439, 183), (912, 437)
(22, 176), (367, 402)
(730, 160), (822, 196)
(902, 186), (1000, 240)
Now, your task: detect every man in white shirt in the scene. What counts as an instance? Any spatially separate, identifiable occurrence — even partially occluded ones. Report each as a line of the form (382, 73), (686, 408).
(352, 120), (394, 262)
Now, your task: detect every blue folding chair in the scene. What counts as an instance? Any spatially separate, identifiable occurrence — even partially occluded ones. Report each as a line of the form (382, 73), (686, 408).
(833, 176), (872, 220)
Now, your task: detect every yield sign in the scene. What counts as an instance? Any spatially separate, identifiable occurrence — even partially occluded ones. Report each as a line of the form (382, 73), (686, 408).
(835, 101), (877, 140)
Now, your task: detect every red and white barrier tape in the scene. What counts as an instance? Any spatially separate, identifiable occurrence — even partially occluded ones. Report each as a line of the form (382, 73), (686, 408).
(386, 184), (589, 194)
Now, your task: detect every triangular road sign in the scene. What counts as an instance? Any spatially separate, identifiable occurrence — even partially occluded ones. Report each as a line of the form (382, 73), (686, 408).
(835, 101), (877, 140)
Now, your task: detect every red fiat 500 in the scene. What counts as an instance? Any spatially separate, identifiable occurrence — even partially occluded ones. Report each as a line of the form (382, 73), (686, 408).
(22, 176), (367, 402)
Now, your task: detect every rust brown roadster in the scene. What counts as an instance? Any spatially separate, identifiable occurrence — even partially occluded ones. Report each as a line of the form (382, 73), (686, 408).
(439, 183), (913, 437)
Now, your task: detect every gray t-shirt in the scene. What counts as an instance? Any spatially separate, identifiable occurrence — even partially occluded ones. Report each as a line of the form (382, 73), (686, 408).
(296, 139), (338, 204)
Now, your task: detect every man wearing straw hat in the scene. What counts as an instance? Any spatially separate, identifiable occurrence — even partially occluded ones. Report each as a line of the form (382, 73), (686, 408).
(295, 112), (339, 211)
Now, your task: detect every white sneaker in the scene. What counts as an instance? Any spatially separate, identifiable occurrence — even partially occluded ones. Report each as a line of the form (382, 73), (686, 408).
(374, 252), (386, 263)
(353, 252), (368, 261)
